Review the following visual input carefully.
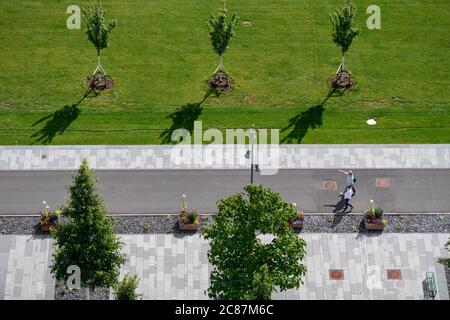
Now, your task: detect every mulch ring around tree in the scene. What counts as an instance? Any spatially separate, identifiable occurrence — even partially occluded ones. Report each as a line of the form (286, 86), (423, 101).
(208, 71), (233, 92)
(86, 73), (115, 91)
(329, 72), (355, 90)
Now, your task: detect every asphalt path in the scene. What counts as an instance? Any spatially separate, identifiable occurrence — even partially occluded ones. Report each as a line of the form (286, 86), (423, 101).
(0, 169), (449, 215)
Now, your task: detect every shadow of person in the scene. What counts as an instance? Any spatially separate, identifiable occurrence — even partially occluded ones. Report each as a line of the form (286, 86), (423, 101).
(160, 89), (218, 144)
(324, 196), (353, 227)
(31, 104), (81, 144)
(324, 196), (346, 214)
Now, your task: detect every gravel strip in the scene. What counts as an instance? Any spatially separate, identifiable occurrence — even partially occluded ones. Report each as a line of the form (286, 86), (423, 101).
(0, 216), (41, 235)
(55, 280), (110, 300)
(0, 214), (449, 235)
(113, 215), (214, 234)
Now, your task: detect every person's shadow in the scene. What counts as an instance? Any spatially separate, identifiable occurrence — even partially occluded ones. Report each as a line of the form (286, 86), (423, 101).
(160, 88), (219, 144)
(31, 89), (93, 144)
(324, 196), (347, 214)
(324, 195), (353, 227)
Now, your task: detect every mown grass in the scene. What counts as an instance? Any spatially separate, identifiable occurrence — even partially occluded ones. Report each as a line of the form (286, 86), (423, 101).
(0, 0), (449, 145)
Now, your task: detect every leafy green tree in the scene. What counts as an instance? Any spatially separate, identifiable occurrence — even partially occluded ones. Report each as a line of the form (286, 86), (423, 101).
(51, 159), (126, 299)
(330, 1), (360, 74)
(204, 184), (307, 300)
(114, 274), (143, 300)
(244, 264), (274, 300)
(208, 1), (238, 74)
(83, 0), (116, 76)
(440, 239), (450, 268)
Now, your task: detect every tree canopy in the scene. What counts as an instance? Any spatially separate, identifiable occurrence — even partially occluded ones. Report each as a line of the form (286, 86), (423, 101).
(204, 184), (307, 300)
(441, 239), (450, 268)
(83, 0), (116, 55)
(51, 159), (126, 291)
(330, 1), (359, 55)
(208, 1), (237, 57)
(243, 264), (274, 300)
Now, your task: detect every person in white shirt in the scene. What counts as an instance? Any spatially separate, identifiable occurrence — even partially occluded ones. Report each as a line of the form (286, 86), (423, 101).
(343, 185), (354, 212)
(338, 169), (356, 195)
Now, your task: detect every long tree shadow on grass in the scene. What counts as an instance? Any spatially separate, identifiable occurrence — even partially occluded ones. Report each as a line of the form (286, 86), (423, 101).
(160, 89), (219, 144)
(281, 88), (343, 143)
(31, 90), (92, 144)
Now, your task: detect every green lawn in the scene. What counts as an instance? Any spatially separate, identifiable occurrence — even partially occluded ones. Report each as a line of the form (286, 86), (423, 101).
(0, 0), (449, 145)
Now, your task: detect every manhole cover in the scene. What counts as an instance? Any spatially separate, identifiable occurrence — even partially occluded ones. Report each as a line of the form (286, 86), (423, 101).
(376, 178), (391, 188)
(323, 181), (337, 190)
(242, 20), (252, 27)
(41, 154), (47, 160)
(387, 269), (402, 280)
(329, 269), (344, 280)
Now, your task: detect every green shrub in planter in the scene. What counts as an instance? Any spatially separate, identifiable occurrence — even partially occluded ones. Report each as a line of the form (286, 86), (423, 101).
(114, 274), (142, 300)
(49, 210), (61, 223)
(188, 210), (198, 224)
(373, 207), (384, 218)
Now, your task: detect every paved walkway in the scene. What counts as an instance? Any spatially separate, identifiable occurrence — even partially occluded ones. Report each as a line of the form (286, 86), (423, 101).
(1, 233), (449, 300)
(1, 145), (450, 171)
(3, 169), (450, 215)
(0, 235), (54, 300)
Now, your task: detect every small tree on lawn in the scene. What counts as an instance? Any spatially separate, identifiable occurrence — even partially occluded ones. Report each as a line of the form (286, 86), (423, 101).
(207, 1), (238, 92)
(330, 1), (359, 89)
(204, 184), (307, 300)
(83, 0), (116, 90)
(51, 159), (126, 299)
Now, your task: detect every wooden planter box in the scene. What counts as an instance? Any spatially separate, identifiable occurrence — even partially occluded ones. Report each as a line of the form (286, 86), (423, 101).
(179, 221), (198, 231)
(364, 220), (385, 231)
(41, 222), (51, 232)
(40, 221), (58, 232)
(289, 211), (304, 229)
(289, 220), (304, 230)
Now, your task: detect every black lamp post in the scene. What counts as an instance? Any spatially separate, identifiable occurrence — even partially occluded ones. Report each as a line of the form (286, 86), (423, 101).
(245, 125), (259, 184)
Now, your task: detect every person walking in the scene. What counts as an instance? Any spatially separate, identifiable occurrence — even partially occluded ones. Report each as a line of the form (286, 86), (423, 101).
(339, 169), (356, 195)
(342, 185), (354, 212)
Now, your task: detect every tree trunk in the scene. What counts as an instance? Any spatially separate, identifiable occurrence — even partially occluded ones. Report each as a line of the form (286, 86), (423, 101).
(219, 55), (223, 80)
(341, 53), (345, 72)
(97, 49), (101, 69)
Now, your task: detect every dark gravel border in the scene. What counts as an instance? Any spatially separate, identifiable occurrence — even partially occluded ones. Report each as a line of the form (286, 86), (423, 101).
(0, 214), (449, 235)
(54, 280), (110, 300)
